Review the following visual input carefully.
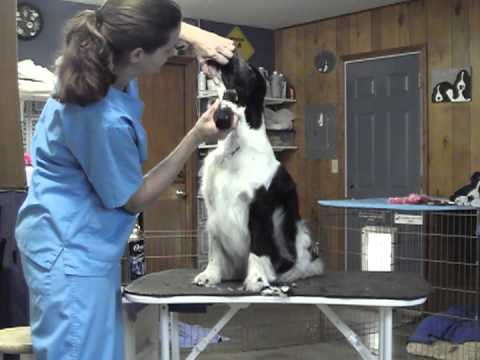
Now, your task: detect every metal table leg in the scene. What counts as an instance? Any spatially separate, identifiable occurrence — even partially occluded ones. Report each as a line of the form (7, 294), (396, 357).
(160, 305), (170, 360)
(316, 304), (376, 360)
(379, 307), (393, 360)
(170, 312), (180, 360)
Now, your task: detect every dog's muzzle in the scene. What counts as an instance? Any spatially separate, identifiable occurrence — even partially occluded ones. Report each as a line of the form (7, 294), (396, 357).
(214, 89), (238, 130)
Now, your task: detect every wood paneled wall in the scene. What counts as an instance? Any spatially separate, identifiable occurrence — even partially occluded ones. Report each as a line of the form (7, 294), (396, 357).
(275, 0), (480, 226)
(0, 0), (25, 188)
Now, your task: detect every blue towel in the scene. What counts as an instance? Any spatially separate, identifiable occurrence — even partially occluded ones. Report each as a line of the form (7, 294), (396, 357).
(409, 305), (480, 344)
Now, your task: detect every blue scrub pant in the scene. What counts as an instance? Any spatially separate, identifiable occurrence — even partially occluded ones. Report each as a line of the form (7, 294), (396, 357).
(21, 252), (124, 360)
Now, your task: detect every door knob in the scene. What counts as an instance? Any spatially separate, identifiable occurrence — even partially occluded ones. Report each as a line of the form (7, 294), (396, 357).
(176, 189), (187, 198)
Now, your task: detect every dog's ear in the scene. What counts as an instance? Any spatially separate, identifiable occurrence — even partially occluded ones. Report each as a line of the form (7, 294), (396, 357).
(244, 65), (267, 129)
(251, 66), (267, 102)
(471, 172), (480, 184)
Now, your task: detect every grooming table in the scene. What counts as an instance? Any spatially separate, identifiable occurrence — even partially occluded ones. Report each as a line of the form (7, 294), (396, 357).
(123, 268), (431, 360)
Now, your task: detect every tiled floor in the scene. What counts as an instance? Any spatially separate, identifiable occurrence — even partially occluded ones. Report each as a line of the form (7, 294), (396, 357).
(182, 327), (428, 359)
(177, 305), (429, 359)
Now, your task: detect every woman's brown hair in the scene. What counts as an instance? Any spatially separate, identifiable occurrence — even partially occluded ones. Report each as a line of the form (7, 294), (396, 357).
(54, 0), (182, 106)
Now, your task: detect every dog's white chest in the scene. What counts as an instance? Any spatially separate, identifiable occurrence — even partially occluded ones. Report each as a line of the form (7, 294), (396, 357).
(201, 138), (280, 249)
(203, 145), (278, 203)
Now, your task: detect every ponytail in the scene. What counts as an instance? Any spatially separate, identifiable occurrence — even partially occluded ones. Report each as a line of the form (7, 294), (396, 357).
(54, 10), (116, 106)
(54, 0), (182, 107)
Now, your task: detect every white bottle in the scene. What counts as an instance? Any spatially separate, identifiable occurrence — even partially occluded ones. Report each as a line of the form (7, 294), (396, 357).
(198, 71), (206, 93)
(279, 74), (287, 98)
(271, 71), (281, 98)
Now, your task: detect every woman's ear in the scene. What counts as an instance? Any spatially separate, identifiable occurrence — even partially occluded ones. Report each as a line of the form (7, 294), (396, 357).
(129, 48), (145, 64)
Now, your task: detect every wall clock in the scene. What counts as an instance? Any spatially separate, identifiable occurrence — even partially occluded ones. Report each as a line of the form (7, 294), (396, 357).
(314, 50), (337, 74)
(17, 2), (43, 40)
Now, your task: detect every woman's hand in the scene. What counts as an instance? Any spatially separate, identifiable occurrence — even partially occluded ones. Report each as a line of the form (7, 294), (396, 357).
(180, 23), (235, 72)
(192, 99), (238, 144)
(194, 31), (235, 69)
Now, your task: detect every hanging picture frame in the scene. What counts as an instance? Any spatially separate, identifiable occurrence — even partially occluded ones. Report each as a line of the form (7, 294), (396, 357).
(431, 67), (472, 103)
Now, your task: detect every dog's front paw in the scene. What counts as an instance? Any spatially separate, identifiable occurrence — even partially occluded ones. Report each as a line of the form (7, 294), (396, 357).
(455, 196), (470, 206)
(243, 274), (270, 293)
(193, 269), (221, 287)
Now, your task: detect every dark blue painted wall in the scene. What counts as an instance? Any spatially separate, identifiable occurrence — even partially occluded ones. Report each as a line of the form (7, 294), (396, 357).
(18, 1), (275, 71)
(197, 19), (274, 71)
(17, 0), (96, 70)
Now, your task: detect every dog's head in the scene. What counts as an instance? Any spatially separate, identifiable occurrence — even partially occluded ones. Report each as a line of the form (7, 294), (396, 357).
(455, 70), (471, 99)
(207, 53), (266, 130)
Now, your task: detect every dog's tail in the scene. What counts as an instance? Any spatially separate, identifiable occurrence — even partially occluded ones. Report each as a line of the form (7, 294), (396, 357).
(279, 221), (324, 282)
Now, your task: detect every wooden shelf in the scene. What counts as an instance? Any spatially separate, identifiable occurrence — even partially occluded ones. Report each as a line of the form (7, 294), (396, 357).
(264, 97), (296, 105)
(197, 91), (296, 105)
(198, 143), (297, 152)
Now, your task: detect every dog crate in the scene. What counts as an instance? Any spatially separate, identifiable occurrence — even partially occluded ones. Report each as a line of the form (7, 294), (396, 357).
(316, 198), (480, 359)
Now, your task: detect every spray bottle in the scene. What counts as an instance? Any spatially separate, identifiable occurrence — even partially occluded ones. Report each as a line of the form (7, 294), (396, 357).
(128, 223), (145, 282)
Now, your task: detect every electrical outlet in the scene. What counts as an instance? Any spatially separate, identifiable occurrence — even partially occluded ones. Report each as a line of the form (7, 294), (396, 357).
(331, 159), (338, 174)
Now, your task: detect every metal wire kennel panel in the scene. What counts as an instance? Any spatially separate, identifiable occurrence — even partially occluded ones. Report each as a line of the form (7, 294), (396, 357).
(316, 203), (480, 358)
(121, 230), (200, 283)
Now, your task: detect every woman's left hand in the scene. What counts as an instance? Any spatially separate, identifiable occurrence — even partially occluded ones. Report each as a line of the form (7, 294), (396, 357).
(182, 24), (234, 77)
(194, 30), (235, 65)
(180, 23), (235, 75)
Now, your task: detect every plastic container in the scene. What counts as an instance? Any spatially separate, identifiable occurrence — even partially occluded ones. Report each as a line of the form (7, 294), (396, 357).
(271, 71), (281, 98)
(198, 71), (206, 92)
(279, 74), (287, 98)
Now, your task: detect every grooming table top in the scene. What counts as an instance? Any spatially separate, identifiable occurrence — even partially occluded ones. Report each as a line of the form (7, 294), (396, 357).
(318, 198), (476, 211)
(123, 269), (431, 307)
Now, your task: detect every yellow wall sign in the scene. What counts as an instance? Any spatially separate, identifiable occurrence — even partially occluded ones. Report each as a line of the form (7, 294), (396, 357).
(227, 26), (255, 61)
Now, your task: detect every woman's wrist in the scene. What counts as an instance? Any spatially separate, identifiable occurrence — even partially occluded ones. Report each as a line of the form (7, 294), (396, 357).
(180, 22), (205, 48)
(189, 125), (205, 146)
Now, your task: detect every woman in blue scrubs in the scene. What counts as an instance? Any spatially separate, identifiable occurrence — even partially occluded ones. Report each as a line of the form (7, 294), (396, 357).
(15, 0), (234, 359)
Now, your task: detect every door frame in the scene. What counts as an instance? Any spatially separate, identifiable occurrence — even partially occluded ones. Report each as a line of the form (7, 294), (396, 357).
(342, 45), (428, 198)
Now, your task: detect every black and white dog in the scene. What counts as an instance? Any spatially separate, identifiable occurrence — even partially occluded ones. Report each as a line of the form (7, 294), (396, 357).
(450, 172), (480, 207)
(194, 55), (323, 293)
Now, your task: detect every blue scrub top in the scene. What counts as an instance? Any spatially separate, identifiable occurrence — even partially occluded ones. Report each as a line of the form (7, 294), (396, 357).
(15, 80), (148, 275)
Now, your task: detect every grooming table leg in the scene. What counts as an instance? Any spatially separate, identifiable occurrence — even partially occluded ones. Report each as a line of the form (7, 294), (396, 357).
(379, 307), (393, 360)
(316, 304), (377, 360)
(186, 304), (250, 360)
(123, 303), (136, 360)
(170, 312), (180, 360)
(160, 305), (170, 360)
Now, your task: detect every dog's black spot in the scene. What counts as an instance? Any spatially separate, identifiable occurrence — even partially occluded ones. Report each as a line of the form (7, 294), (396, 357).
(248, 166), (301, 274)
